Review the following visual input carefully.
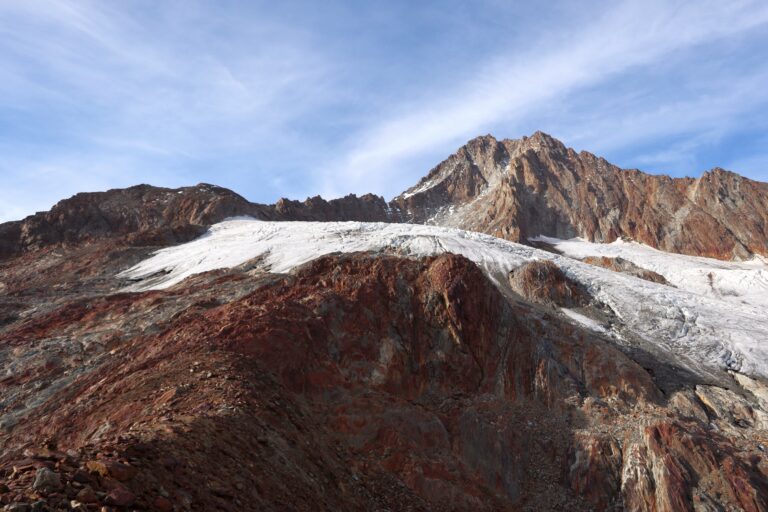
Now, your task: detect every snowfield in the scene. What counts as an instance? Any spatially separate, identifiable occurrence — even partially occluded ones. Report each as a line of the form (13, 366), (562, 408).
(119, 218), (768, 381)
(534, 235), (768, 310)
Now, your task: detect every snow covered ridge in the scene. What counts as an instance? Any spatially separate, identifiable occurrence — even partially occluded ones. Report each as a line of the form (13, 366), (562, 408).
(119, 218), (768, 381)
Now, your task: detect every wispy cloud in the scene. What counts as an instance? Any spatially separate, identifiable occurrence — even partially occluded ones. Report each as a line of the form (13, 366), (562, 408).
(0, 0), (767, 221)
(0, 0), (340, 219)
(324, 0), (768, 196)
(554, 67), (768, 169)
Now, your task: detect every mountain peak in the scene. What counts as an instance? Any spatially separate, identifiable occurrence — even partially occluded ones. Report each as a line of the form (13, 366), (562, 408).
(517, 130), (567, 152)
(526, 130), (556, 142)
(702, 167), (741, 179)
(391, 132), (768, 260)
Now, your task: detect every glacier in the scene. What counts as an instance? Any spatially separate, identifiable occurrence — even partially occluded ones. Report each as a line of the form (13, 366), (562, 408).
(119, 218), (768, 382)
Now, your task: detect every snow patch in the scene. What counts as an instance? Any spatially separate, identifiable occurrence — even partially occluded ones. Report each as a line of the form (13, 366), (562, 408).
(401, 179), (438, 199)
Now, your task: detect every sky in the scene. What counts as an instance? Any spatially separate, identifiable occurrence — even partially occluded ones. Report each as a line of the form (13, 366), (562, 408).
(1, 0), (768, 222)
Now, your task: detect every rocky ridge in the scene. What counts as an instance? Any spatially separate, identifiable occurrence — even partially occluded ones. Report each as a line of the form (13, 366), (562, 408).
(0, 185), (390, 261)
(2, 132), (767, 262)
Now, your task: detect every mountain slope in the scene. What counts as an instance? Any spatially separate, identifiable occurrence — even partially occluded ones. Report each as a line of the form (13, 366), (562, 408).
(0, 184), (390, 260)
(2, 219), (767, 511)
(393, 132), (768, 260)
(119, 219), (768, 383)
(2, 133), (768, 510)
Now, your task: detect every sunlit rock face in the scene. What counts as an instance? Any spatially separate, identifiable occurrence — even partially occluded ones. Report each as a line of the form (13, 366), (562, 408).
(393, 132), (768, 261)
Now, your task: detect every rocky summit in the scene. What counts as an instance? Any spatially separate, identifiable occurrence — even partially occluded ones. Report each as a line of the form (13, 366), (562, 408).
(393, 132), (768, 260)
(1, 133), (767, 511)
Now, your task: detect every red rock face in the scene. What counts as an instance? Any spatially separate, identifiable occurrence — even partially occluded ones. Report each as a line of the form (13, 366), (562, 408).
(508, 259), (590, 307)
(2, 248), (766, 511)
(394, 132), (768, 260)
(0, 185), (391, 260)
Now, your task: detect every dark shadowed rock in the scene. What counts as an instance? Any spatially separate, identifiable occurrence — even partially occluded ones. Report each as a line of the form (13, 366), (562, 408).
(31, 467), (61, 492)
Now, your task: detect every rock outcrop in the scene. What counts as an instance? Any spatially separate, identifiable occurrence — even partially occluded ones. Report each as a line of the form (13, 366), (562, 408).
(580, 256), (669, 285)
(508, 259), (591, 307)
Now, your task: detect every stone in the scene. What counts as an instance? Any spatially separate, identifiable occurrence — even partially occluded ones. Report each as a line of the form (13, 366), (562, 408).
(71, 470), (92, 484)
(152, 496), (173, 511)
(104, 485), (135, 507)
(5, 504), (30, 512)
(75, 486), (98, 504)
(85, 461), (136, 482)
(581, 256), (669, 284)
(31, 468), (61, 492)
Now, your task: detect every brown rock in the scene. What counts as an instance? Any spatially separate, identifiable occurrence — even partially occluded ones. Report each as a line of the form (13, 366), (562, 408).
(394, 132), (768, 260)
(508, 259), (590, 307)
(152, 496), (173, 511)
(85, 460), (136, 481)
(581, 256), (669, 284)
(75, 486), (98, 504)
(104, 485), (135, 507)
(0, 184), (391, 261)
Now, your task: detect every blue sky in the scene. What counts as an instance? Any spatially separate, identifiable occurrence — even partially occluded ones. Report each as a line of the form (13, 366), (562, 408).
(1, 0), (768, 222)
